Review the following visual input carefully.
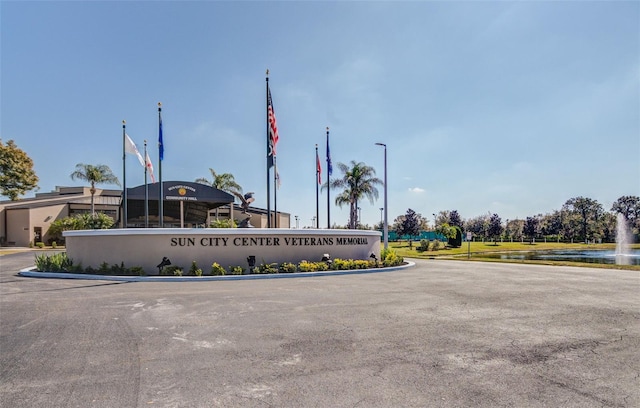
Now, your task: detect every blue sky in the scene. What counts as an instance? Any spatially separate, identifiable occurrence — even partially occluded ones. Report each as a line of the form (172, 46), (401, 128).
(2, 1), (638, 228)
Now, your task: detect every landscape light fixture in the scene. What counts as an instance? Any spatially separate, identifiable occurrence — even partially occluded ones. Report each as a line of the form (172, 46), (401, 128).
(157, 257), (171, 274)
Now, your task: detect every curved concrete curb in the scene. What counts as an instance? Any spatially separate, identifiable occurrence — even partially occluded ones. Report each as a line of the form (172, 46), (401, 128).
(18, 261), (415, 282)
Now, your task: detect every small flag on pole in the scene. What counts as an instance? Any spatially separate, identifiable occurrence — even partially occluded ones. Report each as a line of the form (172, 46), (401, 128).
(326, 138), (333, 176)
(158, 112), (164, 161)
(316, 149), (322, 184)
(146, 152), (156, 183)
(267, 86), (279, 167)
(125, 134), (145, 167)
(275, 162), (281, 189)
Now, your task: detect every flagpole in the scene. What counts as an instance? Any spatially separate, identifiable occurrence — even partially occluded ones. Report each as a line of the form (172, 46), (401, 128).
(158, 102), (163, 228)
(266, 70), (271, 228)
(326, 127), (331, 229)
(315, 144), (320, 229)
(274, 155), (278, 228)
(144, 140), (149, 228)
(122, 120), (127, 229)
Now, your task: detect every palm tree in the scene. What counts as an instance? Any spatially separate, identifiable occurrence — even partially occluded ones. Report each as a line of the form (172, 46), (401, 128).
(70, 163), (120, 216)
(196, 168), (243, 195)
(195, 168), (243, 219)
(328, 160), (382, 229)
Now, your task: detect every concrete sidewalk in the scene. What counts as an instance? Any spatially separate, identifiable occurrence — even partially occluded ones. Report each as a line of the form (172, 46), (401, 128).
(1, 257), (638, 407)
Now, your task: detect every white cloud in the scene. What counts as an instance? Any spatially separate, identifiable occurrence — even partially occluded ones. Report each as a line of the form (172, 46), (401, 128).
(408, 187), (425, 193)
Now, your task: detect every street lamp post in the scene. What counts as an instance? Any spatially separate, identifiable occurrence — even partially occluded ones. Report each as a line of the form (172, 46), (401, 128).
(375, 143), (388, 250)
(295, 215), (299, 229)
(379, 207), (383, 226)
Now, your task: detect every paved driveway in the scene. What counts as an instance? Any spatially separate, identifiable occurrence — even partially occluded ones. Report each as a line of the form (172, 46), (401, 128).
(1, 253), (638, 407)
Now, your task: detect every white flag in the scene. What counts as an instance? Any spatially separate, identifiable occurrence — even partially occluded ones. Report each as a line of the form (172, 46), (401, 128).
(145, 151), (156, 183)
(125, 134), (145, 167)
(275, 162), (281, 190)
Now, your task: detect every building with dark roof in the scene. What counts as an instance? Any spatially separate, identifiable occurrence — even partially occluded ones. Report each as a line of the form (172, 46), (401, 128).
(0, 184), (290, 247)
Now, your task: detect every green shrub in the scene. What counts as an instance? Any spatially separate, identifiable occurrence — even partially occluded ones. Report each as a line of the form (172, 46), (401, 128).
(353, 259), (372, 269)
(98, 262), (111, 274)
(279, 262), (297, 273)
(162, 265), (183, 276)
(107, 262), (126, 275)
(448, 226), (463, 248)
(332, 258), (352, 270)
(210, 262), (226, 276)
(256, 262), (278, 274)
(430, 240), (442, 251)
(51, 241), (57, 249)
(315, 261), (329, 271)
(298, 260), (318, 272)
(229, 265), (245, 275)
(35, 242), (45, 248)
(209, 219), (237, 228)
(69, 263), (83, 273)
(381, 248), (404, 267)
(78, 213), (115, 230)
(129, 266), (145, 276)
(189, 261), (203, 276)
(28, 241), (34, 248)
(417, 239), (429, 252)
(34, 252), (73, 272)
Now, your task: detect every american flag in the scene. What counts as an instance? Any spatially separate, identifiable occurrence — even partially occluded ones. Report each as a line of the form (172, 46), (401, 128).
(267, 87), (279, 165)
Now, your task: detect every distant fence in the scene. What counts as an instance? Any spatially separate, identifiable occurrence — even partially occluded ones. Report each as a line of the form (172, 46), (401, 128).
(380, 230), (448, 242)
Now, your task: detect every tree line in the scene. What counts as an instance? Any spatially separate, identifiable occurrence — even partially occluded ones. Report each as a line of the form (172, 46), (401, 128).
(387, 196), (639, 245)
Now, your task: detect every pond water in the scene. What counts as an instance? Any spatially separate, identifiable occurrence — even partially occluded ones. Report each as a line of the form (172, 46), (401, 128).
(476, 249), (640, 266)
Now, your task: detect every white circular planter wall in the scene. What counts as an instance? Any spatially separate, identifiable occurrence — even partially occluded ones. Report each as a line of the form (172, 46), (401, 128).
(64, 229), (381, 274)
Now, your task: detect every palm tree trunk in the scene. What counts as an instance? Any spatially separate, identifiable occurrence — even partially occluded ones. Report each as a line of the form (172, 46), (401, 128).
(90, 183), (96, 216)
(349, 201), (357, 229)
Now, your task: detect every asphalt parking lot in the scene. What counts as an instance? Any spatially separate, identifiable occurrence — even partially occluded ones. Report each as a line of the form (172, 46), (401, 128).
(1, 251), (638, 407)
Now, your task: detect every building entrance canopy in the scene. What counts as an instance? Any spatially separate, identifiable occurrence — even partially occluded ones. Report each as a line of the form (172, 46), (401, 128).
(126, 181), (235, 227)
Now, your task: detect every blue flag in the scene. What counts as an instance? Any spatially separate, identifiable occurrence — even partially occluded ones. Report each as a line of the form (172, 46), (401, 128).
(326, 137), (332, 176)
(158, 113), (164, 161)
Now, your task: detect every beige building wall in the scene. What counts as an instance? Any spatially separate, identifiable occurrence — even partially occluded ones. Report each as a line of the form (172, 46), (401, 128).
(30, 204), (69, 244)
(6, 208), (30, 247)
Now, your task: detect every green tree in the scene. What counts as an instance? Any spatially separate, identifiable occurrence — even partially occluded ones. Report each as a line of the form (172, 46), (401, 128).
(448, 210), (463, 229)
(540, 210), (563, 241)
(327, 160), (382, 229)
(70, 163), (120, 215)
(397, 208), (421, 245)
(562, 197), (604, 243)
(505, 219), (524, 242)
(195, 168), (242, 196)
(611, 195), (640, 234)
(435, 222), (457, 241)
(447, 225), (463, 248)
(196, 168), (243, 220)
(523, 216), (539, 244)
(0, 139), (39, 200)
(465, 213), (490, 241)
(392, 214), (406, 236)
(487, 213), (503, 244)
